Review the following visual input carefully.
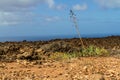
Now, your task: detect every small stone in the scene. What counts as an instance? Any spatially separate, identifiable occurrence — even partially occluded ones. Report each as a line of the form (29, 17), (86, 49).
(89, 74), (105, 80)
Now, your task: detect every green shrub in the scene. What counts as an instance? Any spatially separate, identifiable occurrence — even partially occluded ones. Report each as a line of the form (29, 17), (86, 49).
(81, 45), (108, 57)
(49, 45), (109, 61)
(50, 52), (69, 60)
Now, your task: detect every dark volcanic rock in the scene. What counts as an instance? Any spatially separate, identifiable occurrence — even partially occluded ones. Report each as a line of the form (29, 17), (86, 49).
(0, 36), (120, 61)
(40, 41), (81, 53)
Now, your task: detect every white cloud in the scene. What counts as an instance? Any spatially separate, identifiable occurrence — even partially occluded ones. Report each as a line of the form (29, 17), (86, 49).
(0, 12), (18, 25)
(96, 0), (120, 8)
(0, 0), (37, 11)
(0, 0), (64, 12)
(0, 11), (34, 26)
(45, 0), (66, 10)
(0, 0), (63, 26)
(0, 0), (56, 11)
(73, 4), (87, 11)
(45, 0), (54, 8)
(44, 16), (60, 22)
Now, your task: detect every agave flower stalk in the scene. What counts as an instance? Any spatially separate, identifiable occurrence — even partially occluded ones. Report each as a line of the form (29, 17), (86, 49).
(70, 9), (85, 48)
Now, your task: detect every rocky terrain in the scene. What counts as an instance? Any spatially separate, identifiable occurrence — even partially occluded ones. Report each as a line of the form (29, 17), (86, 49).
(0, 36), (120, 61)
(0, 36), (120, 80)
(0, 57), (120, 80)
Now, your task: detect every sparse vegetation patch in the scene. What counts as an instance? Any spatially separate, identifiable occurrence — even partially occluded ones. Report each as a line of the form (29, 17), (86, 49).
(49, 45), (109, 61)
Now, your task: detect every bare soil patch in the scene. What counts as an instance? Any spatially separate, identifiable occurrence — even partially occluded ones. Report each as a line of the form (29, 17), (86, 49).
(0, 57), (120, 80)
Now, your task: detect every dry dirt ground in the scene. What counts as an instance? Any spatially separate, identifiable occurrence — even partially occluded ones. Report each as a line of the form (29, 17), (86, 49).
(0, 57), (120, 80)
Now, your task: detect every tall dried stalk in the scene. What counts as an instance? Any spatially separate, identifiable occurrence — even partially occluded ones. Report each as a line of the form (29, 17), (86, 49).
(70, 9), (85, 48)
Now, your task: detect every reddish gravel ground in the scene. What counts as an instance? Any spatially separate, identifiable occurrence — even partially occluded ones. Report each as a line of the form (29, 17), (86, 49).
(0, 57), (120, 80)
(0, 36), (120, 80)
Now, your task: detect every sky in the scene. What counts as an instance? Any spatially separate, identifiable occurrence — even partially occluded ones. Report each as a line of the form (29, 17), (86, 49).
(0, 0), (120, 37)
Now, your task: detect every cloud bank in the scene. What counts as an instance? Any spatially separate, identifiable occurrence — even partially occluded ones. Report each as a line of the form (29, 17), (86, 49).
(0, 0), (56, 11)
(1, 0), (119, 26)
(0, 0), (63, 26)
(72, 4), (87, 11)
(96, 0), (120, 9)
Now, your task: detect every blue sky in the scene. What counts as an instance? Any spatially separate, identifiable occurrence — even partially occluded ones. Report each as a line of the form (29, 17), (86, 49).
(0, 0), (120, 37)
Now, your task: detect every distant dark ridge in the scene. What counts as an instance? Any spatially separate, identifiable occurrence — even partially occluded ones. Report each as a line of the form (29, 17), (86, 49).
(7, 35), (120, 43)
(0, 35), (120, 43)
(49, 35), (120, 42)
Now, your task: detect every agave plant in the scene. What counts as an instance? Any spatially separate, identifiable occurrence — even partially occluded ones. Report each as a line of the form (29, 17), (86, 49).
(70, 9), (85, 48)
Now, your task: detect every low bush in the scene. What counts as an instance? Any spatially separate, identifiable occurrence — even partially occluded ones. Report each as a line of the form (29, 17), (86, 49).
(80, 45), (108, 57)
(49, 45), (109, 60)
